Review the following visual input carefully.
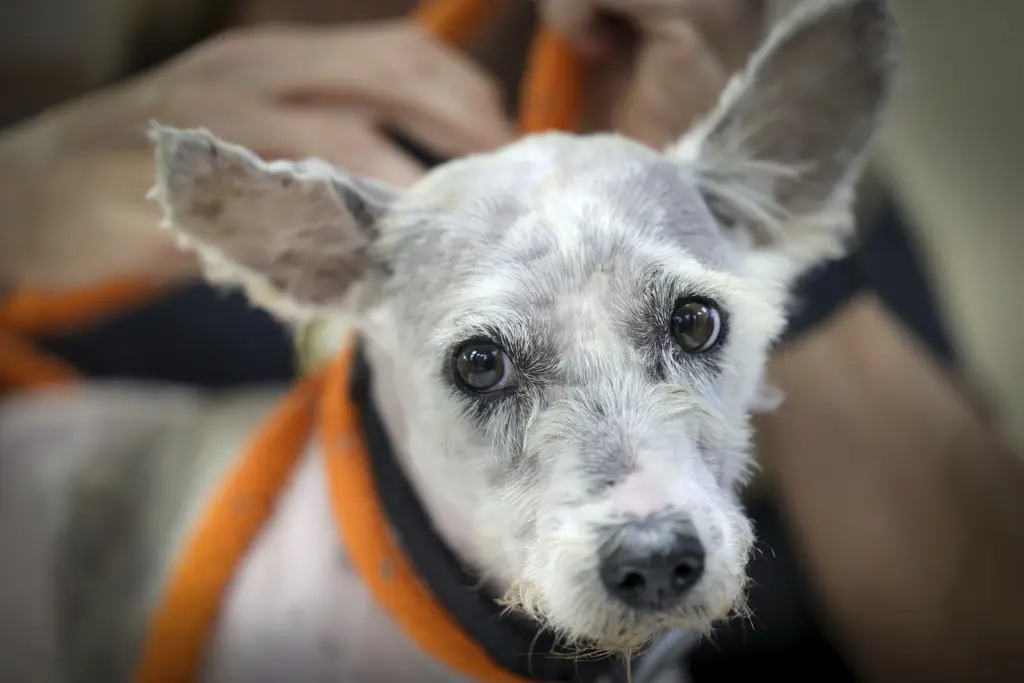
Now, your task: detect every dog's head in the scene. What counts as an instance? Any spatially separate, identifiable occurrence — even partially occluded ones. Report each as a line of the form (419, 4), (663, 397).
(151, 0), (898, 654)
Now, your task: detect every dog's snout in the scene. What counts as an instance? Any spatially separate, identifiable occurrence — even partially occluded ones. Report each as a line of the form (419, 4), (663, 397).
(599, 520), (705, 612)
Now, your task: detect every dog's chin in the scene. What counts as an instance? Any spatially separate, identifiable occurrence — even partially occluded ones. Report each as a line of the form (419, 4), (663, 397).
(499, 578), (748, 656)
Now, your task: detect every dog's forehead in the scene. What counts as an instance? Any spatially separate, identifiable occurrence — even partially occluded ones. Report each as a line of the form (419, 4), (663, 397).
(416, 133), (727, 259)
(392, 134), (734, 286)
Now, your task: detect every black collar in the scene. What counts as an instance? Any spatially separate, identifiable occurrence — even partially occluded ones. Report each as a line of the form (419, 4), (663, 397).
(349, 343), (627, 683)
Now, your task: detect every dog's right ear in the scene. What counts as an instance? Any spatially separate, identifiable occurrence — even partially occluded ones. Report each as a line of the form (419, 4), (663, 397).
(149, 124), (399, 323)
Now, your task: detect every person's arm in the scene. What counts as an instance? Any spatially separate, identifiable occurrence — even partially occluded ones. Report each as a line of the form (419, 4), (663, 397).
(755, 293), (1024, 683)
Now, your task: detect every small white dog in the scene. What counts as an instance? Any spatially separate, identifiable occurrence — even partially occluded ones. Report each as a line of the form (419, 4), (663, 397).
(0, 1), (899, 681)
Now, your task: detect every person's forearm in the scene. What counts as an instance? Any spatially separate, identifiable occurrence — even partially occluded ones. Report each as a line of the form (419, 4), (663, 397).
(755, 294), (1024, 683)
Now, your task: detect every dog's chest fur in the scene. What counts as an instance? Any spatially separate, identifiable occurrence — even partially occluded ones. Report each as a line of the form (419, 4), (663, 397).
(203, 446), (478, 683)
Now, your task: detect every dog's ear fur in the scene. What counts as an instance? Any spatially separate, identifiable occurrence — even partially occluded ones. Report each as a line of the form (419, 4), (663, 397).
(668, 0), (899, 283)
(149, 124), (399, 322)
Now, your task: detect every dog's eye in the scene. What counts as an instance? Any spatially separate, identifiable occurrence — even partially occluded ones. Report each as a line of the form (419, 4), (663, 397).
(671, 299), (723, 353)
(453, 341), (514, 393)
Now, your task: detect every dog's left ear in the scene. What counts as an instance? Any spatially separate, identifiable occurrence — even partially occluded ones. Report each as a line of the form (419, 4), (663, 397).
(667, 0), (900, 283)
(149, 125), (400, 322)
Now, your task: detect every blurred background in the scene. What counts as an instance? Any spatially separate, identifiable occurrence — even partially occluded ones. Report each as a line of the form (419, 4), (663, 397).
(0, 0), (1021, 681)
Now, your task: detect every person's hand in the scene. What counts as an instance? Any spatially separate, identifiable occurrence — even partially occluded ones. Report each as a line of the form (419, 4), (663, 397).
(539, 0), (766, 147)
(0, 19), (513, 291)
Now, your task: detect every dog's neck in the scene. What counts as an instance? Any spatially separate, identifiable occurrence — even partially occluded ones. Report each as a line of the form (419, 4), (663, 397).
(358, 335), (497, 586)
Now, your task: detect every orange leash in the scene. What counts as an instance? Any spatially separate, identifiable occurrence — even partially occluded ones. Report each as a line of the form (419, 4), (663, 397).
(133, 4), (584, 682)
(0, 0), (583, 397)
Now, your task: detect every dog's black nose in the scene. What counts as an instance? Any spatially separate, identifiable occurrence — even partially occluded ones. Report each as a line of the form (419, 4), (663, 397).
(599, 522), (705, 612)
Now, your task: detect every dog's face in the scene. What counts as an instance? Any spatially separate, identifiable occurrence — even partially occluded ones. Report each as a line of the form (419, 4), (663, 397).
(151, 0), (898, 653)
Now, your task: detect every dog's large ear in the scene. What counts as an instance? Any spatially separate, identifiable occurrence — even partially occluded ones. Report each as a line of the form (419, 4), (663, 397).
(667, 0), (899, 283)
(149, 125), (399, 322)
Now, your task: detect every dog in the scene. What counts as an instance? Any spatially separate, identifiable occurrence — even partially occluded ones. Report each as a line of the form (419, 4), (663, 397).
(0, 1), (899, 681)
